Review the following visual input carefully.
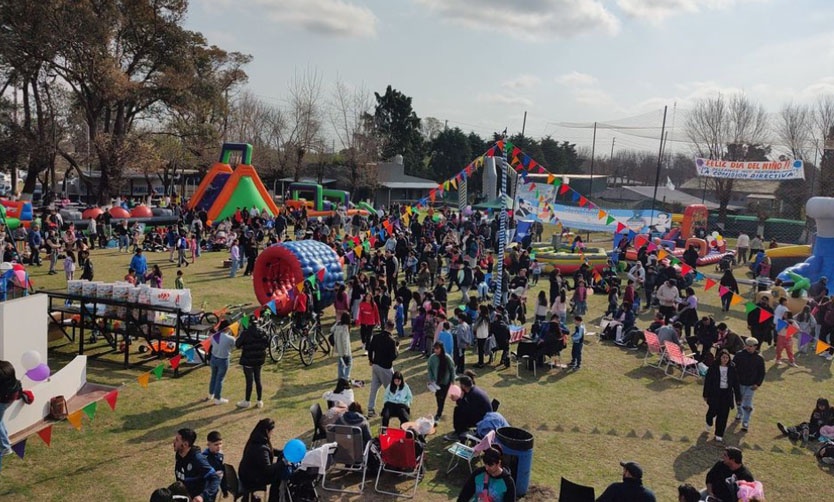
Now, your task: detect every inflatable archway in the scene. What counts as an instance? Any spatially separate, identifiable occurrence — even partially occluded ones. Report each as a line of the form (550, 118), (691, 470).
(253, 240), (343, 315)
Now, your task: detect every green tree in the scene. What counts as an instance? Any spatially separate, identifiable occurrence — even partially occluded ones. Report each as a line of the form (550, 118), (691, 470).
(365, 85), (424, 176)
(428, 127), (472, 182)
(540, 136), (582, 174)
(467, 132), (488, 157)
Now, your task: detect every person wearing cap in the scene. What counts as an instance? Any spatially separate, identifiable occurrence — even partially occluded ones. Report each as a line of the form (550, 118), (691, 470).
(704, 447), (754, 502)
(456, 444), (516, 502)
(733, 337), (766, 432)
(596, 460), (656, 501)
(366, 320), (398, 418)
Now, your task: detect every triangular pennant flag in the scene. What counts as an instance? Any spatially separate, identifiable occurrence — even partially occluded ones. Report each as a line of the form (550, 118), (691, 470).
(240, 315), (250, 330)
(450, 178), (458, 190)
(200, 337), (212, 352)
(694, 272), (705, 281)
(552, 177), (562, 187)
(718, 285), (729, 296)
(816, 339), (832, 355)
(267, 300), (277, 314)
(297, 281), (305, 293)
(657, 249), (669, 260)
(680, 264), (693, 275)
(559, 184), (570, 195)
(785, 323), (799, 338)
(104, 390), (119, 411)
(212, 332), (221, 343)
(758, 309), (773, 323)
(37, 426), (52, 446)
(579, 196), (588, 207)
(152, 364), (165, 380)
(253, 307), (262, 319)
(776, 319), (787, 332)
(67, 410), (83, 430)
(12, 439), (26, 459)
(647, 242), (658, 252)
(634, 235), (647, 249)
(744, 302), (757, 314)
(597, 210), (606, 220)
(615, 222), (626, 233)
(606, 215), (615, 225)
(800, 331), (813, 347)
(669, 256), (680, 265)
(82, 402), (97, 420)
(731, 293), (744, 306)
(138, 372), (150, 388)
(547, 174), (555, 184)
(704, 278), (717, 291)
(169, 354), (183, 370)
(571, 191), (580, 202)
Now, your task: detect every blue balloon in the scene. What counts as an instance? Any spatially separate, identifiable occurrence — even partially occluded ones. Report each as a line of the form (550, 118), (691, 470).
(283, 438), (306, 463)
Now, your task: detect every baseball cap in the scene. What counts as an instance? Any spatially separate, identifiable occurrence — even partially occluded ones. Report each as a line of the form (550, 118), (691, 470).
(745, 337), (759, 347)
(620, 461), (643, 479)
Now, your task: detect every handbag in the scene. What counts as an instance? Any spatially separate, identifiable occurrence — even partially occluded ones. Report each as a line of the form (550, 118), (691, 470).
(49, 395), (68, 420)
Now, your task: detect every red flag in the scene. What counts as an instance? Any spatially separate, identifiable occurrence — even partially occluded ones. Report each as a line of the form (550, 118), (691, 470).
(680, 264), (693, 275)
(785, 323), (799, 338)
(579, 196), (588, 207)
(37, 426), (52, 447)
(559, 184), (570, 195)
(704, 278), (717, 291)
(169, 354), (183, 370)
(316, 267), (326, 282)
(634, 235), (647, 248)
(369, 236), (377, 247)
(104, 390), (119, 411)
(615, 222), (626, 233)
(758, 309), (773, 323)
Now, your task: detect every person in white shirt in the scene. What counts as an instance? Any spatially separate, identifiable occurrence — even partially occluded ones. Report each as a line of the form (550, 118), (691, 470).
(736, 232), (750, 264)
(229, 239), (240, 278)
(655, 279), (680, 322)
(628, 262), (645, 288)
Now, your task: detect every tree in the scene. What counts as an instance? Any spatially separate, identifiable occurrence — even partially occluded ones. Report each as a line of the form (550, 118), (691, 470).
(421, 117), (444, 142)
(813, 95), (834, 197)
(329, 79), (378, 195)
(365, 85), (424, 176)
(773, 103), (813, 217)
(276, 69), (326, 181)
(540, 136), (582, 174)
(685, 93), (770, 221)
(428, 127), (471, 182)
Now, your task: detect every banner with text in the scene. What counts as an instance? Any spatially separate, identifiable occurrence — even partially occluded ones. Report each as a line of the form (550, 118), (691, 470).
(694, 158), (804, 180)
(540, 204), (670, 234)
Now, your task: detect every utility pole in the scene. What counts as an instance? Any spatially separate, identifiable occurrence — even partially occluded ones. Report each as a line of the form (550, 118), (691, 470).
(650, 106), (668, 228)
(589, 122), (597, 195)
(610, 137), (616, 159)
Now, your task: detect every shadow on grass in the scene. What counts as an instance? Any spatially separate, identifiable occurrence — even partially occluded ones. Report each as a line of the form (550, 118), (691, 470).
(672, 432), (719, 481)
(622, 366), (694, 392)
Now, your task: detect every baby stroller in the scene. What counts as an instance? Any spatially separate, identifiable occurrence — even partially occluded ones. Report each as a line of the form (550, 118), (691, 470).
(716, 253), (735, 272)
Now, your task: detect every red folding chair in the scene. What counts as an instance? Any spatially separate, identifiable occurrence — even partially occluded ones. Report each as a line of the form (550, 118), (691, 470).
(374, 427), (424, 498)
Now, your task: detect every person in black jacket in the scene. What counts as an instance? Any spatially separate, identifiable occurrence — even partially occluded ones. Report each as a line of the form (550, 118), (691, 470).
(367, 320), (398, 418)
(173, 428), (220, 502)
(237, 419), (283, 498)
(491, 307), (511, 368)
(703, 349), (742, 443)
(235, 317), (268, 409)
(719, 268), (739, 312)
(596, 460), (656, 502)
(777, 397), (834, 442)
(734, 337), (766, 432)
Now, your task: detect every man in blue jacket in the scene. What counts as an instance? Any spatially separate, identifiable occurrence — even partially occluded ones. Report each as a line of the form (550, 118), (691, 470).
(27, 224), (42, 266)
(130, 248), (148, 284)
(173, 428), (220, 502)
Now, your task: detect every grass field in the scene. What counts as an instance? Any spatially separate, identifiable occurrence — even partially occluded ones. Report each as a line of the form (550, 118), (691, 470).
(1, 240), (833, 501)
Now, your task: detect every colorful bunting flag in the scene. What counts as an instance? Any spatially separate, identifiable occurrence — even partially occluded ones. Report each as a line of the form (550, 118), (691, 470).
(267, 300), (277, 314)
(718, 285), (729, 296)
(200, 337), (212, 352)
(615, 222), (626, 233)
(647, 242), (658, 252)
(776, 319), (787, 332)
(170, 354), (183, 370)
(785, 323), (799, 338)
(597, 210), (606, 220)
(138, 372), (150, 388)
(240, 315), (250, 330)
(560, 184), (570, 195)
(680, 264), (693, 275)
(152, 364), (164, 380)
(354, 245), (362, 258)
(704, 278), (717, 291)
(37, 426), (52, 446)
(229, 322), (240, 337)
(799, 332), (813, 347)
(82, 402), (97, 420)
(67, 410), (83, 430)
(657, 249), (668, 260)
(758, 309), (773, 323)
(731, 293), (744, 306)
(12, 440), (26, 459)
(547, 174), (555, 184)
(579, 196), (588, 207)
(744, 302), (757, 314)
(816, 339), (832, 355)
(606, 215), (615, 225)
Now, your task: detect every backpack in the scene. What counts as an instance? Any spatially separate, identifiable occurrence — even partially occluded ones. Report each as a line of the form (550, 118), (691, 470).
(49, 395), (68, 420)
(816, 441), (834, 464)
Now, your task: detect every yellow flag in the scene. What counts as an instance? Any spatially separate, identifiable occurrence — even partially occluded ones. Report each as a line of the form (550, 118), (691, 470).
(67, 410), (83, 431)
(138, 372), (150, 388)
(297, 281), (305, 293)
(405, 206), (413, 216)
(547, 174), (555, 184)
(730, 293), (744, 306)
(451, 178), (458, 190)
(657, 249), (668, 260)
(354, 245), (362, 258)
(229, 322), (240, 337)
(816, 339), (832, 355)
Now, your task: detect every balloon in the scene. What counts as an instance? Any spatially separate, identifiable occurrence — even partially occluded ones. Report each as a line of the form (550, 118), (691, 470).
(711, 231), (719, 238)
(283, 438), (307, 463)
(447, 384), (463, 401)
(25, 363), (50, 381)
(21, 350), (42, 370)
(587, 288), (594, 296)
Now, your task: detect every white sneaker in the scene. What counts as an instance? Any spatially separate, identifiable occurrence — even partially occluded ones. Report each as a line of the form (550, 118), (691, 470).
(214, 398), (229, 405)
(789, 361), (800, 368)
(256, 400), (264, 408)
(826, 354), (834, 361)
(715, 436), (723, 443)
(206, 394), (214, 401)
(705, 423), (711, 433)
(236, 400), (251, 408)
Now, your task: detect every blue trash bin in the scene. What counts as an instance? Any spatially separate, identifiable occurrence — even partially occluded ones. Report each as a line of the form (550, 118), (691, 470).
(496, 426), (534, 497)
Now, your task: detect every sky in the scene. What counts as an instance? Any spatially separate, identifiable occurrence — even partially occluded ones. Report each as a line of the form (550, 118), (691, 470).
(186, 0), (834, 156)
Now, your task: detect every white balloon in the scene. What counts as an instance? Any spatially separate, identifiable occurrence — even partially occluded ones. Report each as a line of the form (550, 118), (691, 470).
(21, 350), (42, 370)
(711, 231), (720, 238)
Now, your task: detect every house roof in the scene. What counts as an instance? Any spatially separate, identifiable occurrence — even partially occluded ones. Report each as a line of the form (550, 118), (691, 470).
(374, 157), (438, 189)
(278, 177), (336, 185)
(600, 185), (745, 210)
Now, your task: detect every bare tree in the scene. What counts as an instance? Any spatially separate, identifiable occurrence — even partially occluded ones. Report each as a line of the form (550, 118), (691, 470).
(329, 79), (378, 195)
(421, 117), (444, 141)
(276, 69), (326, 181)
(685, 93), (770, 221)
(775, 103), (812, 159)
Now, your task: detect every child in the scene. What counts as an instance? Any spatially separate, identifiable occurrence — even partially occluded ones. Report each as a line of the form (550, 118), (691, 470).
(530, 259), (542, 285)
(568, 315), (585, 370)
(405, 251), (418, 284)
(394, 297), (405, 338)
(190, 234), (198, 264)
(606, 286), (619, 317)
(572, 280), (587, 316)
(175, 269), (185, 290)
(202, 431), (228, 497)
(534, 291), (549, 323)
(124, 268), (137, 286)
(64, 250), (76, 281)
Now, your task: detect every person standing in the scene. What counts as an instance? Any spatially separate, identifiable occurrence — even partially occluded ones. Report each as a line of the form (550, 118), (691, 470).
(568, 316), (585, 371)
(235, 317), (268, 409)
(130, 248), (148, 285)
(177, 232), (189, 268)
(357, 293), (380, 350)
(229, 239), (240, 278)
(703, 349), (741, 443)
(173, 428), (220, 502)
(27, 224), (42, 266)
(366, 320), (398, 418)
(208, 320), (235, 405)
(736, 232), (750, 264)
(596, 461), (656, 502)
(656, 279), (680, 322)
(427, 341), (456, 423)
(734, 337), (766, 432)
(331, 312), (353, 382)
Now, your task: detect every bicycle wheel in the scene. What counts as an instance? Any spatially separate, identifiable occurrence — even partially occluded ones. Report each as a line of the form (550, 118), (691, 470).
(298, 336), (315, 366)
(200, 312), (220, 328)
(285, 325), (300, 351)
(268, 333), (284, 363)
(315, 325), (331, 355)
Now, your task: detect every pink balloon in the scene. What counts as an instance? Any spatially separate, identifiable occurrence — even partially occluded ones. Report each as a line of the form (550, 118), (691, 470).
(26, 363), (50, 382)
(447, 384), (462, 401)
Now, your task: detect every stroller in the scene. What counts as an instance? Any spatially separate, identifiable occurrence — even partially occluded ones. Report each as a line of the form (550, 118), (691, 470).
(716, 253), (735, 273)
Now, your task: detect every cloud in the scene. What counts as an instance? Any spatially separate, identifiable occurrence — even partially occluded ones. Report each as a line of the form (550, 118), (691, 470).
(253, 0), (377, 38)
(477, 93), (534, 107)
(617, 0), (764, 22)
(574, 88), (616, 107)
(502, 75), (541, 89)
(415, 0), (620, 40)
(555, 71), (598, 87)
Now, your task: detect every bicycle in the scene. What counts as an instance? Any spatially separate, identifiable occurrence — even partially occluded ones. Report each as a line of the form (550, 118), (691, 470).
(294, 313), (330, 366)
(265, 312), (299, 363)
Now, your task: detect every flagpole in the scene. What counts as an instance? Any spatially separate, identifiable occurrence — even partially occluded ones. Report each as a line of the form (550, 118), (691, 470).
(494, 142), (509, 309)
(650, 106), (668, 229)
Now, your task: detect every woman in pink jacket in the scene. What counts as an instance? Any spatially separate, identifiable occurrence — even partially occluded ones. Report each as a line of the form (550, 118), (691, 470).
(357, 293), (380, 349)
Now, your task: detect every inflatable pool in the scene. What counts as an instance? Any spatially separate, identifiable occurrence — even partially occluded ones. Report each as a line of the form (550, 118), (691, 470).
(532, 246), (609, 274)
(766, 245), (811, 278)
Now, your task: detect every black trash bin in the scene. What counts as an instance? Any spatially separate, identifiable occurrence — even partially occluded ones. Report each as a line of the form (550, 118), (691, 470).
(496, 426), (534, 497)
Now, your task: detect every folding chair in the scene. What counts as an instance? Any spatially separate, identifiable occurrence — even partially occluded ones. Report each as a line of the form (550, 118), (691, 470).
(643, 331), (667, 369)
(309, 403), (327, 447)
(321, 424), (371, 494)
(374, 427), (424, 499)
(513, 340), (538, 377)
(559, 476), (596, 501)
(663, 341), (701, 380)
(223, 464), (241, 501)
(446, 429), (495, 473)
